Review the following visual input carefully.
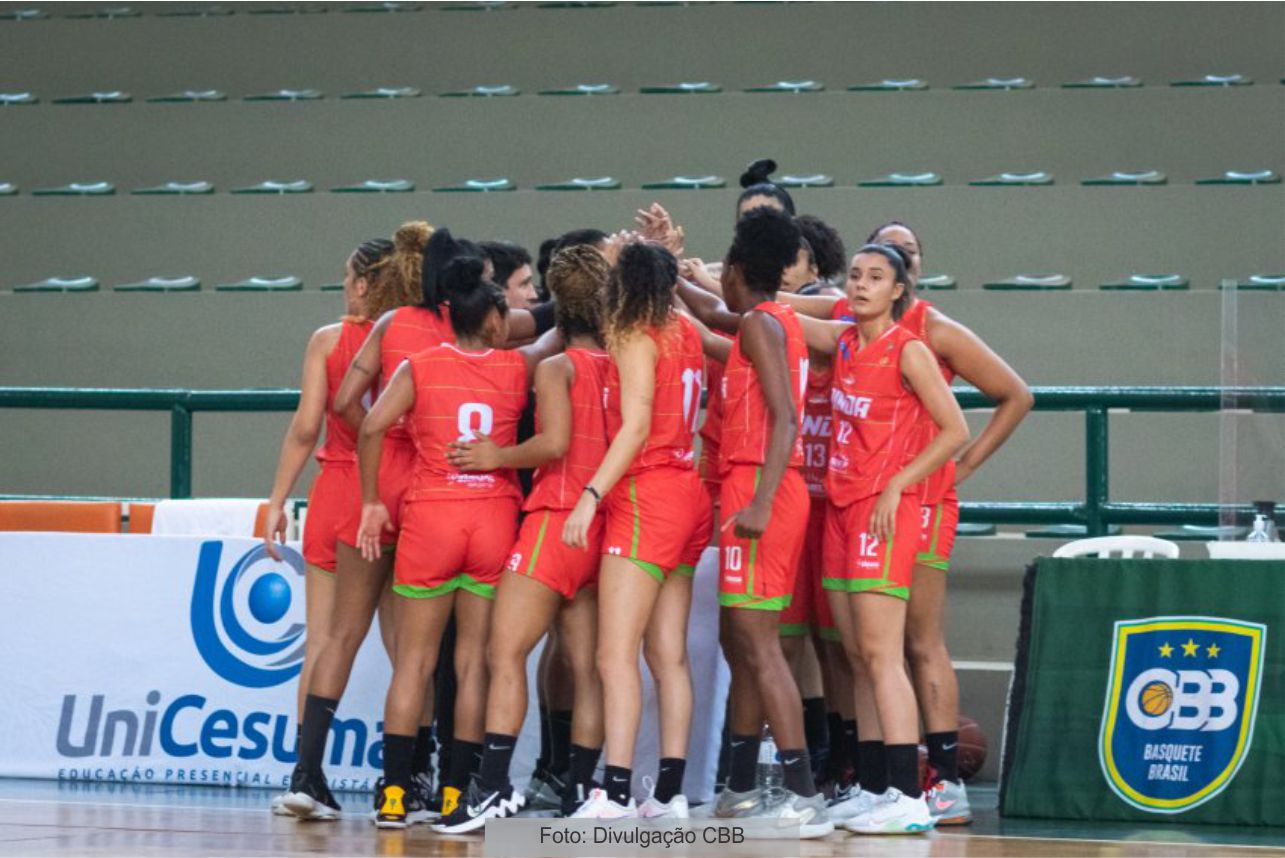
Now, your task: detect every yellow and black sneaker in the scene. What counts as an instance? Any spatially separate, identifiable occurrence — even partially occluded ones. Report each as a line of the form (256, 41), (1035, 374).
(374, 782), (409, 829)
(440, 785), (462, 818)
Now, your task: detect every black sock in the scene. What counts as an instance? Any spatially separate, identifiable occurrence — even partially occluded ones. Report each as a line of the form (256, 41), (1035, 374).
(412, 726), (436, 778)
(603, 765), (631, 806)
(298, 695), (338, 773)
(478, 733), (517, 793)
(886, 744), (922, 798)
(534, 704), (552, 776)
(842, 720), (859, 771)
(714, 711), (732, 789)
(549, 710), (573, 777)
(780, 748), (815, 797)
(383, 732), (416, 788)
(727, 733), (760, 793)
(926, 731), (959, 783)
(447, 739), (483, 790)
(856, 741), (888, 794)
(568, 744), (601, 787)
(655, 758), (685, 803)
(802, 698), (828, 759)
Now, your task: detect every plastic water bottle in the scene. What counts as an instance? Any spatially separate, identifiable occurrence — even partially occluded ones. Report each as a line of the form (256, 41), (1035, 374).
(757, 732), (783, 791)
(1248, 515), (1271, 543)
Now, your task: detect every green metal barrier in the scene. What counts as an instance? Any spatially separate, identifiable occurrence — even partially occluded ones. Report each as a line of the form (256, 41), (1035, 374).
(0, 386), (1282, 531)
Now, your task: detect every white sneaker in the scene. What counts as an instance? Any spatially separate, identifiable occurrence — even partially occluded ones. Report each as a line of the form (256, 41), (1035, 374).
(637, 776), (689, 819)
(826, 786), (880, 822)
(844, 788), (935, 834)
(270, 792), (294, 816)
(926, 778), (972, 825)
(743, 790), (834, 840)
(569, 788), (637, 819)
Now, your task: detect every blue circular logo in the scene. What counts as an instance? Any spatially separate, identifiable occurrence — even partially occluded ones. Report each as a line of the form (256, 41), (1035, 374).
(248, 572), (292, 624)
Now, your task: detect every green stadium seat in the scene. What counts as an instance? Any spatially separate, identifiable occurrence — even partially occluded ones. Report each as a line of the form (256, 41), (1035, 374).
(340, 86), (422, 99)
(640, 82), (722, 94)
(537, 1), (616, 7)
(345, 2), (422, 11)
(158, 6), (234, 16)
(215, 276), (304, 292)
(776, 174), (834, 189)
(1195, 170), (1281, 185)
(0, 183), (17, 196)
(32, 181), (115, 196)
(1220, 275), (1285, 291)
(641, 175), (725, 190)
(538, 84), (620, 96)
(969, 171), (1054, 186)
(745, 80), (824, 93)
(1062, 75), (1143, 89)
(146, 90), (228, 103)
(956, 523), (997, 536)
(1171, 73), (1252, 87)
(441, 2), (515, 9)
(52, 91), (132, 104)
(132, 181), (215, 195)
(0, 8), (44, 19)
(535, 176), (621, 191)
(953, 77), (1034, 90)
(66, 6), (139, 19)
(0, 92), (39, 105)
(14, 276), (99, 293)
(1154, 524), (1249, 541)
(1100, 274), (1189, 291)
(918, 274), (957, 290)
(244, 89), (324, 102)
(248, 5), (328, 13)
(1082, 170), (1167, 186)
(847, 78), (928, 91)
(983, 274), (1072, 291)
(320, 283), (344, 292)
(1026, 524), (1123, 538)
(332, 179), (415, 193)
(434, 178), (516, 192)
(440, 84), (519, 97)
(858, 172), (941, 187)
(114, 276), (201, 293)
(230, 180), (314, 194)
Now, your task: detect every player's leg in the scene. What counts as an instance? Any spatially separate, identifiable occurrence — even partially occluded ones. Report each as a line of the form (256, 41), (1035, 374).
(639, 568), (694, 817)
(558, 585), (604, 813)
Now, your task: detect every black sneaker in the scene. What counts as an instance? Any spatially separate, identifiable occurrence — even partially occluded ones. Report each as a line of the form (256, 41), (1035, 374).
(373, 781), (411, 829)
(412, 771), (440, 821)
(560, 779), (600, 818)
(282, 769), (341, 820)
(432, 779), (526, 834)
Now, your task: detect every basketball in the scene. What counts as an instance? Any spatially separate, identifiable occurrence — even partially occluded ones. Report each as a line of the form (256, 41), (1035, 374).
(959, 716), (989, 782)
(1141, 680), (1173, 716)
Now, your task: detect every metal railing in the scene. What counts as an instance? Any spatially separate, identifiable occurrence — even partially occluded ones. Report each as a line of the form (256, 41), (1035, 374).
(1, 386), (1282, 534)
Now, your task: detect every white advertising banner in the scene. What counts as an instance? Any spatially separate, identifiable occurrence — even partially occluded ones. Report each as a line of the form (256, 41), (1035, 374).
(0, 534), (728, 801)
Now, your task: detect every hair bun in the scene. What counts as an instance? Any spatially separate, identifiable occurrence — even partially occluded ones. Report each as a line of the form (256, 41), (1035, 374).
(441, 255), (485, 297)
(739, 158), (778, 188)
(394, 220), (432, 253)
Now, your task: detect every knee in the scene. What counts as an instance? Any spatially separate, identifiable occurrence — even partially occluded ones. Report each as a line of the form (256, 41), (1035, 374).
(904, 631), (948, 672)
(643, 641), (689, 680)
(485, 638), (524, 676)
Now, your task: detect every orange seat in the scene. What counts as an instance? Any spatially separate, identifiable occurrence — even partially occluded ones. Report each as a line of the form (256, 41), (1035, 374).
(128, 502), (155, 534)
(0, 500), (123, 533)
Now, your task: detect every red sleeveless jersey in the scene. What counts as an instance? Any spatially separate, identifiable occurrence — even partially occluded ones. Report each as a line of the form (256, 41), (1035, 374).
(899, 299), (957, 504)
(317, 317), (372, 464)
(525, 348), (612, 512)
(800, 361), (833, 497)
(827, 324), (926, 506)
(381, 305), (455, 444)
(404, 343), (528, 502)
(606, 314), (704, 475)
(718, 302), (808, 473)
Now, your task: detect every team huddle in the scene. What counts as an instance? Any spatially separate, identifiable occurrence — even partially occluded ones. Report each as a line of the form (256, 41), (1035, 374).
(263, 160), (1033, 837)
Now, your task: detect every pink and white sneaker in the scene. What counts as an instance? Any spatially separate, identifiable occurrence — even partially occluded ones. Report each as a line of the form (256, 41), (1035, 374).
(570, 788), (637, 819)
(637, 778), (689, 820)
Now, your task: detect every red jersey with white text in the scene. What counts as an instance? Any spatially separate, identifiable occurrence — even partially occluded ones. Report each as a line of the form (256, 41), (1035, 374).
(381, 305), (455, 445)
(826, 324), (926, 506)
(899, 299), (957, 504)
(317, 317), (372, 464)
(605, 315), (704, 475)
(404, 343), (527, 502)
(525, 348), (612, 512)
(718, 301), (808, 473)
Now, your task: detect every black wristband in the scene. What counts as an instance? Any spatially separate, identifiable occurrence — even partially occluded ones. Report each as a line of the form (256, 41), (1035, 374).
(531, 301), (557, 336)
(584, 485), (601, 504)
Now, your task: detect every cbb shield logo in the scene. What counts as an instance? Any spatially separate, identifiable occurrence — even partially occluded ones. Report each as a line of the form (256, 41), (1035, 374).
(1099, 616), (1266, 813)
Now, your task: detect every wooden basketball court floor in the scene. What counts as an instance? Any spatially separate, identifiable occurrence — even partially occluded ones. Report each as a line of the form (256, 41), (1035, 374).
(0, 780), (1281, 857)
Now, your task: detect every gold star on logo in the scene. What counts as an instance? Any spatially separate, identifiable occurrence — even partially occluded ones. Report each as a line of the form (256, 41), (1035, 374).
(1158, 642), (1174, 658)
(1207, 643), (1221, 658)
(1182, 638), (1200, 657)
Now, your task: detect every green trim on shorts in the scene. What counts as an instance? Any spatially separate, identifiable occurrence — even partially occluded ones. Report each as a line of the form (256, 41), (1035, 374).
(625, 556), (666, 584)
(820, 576), (910, 600)
(927, 502), (944, 557)
(673, 563), (696, 578)
(778, 622), (811, 637)
(744, 466), (761, 596)
(525, 511), (551, 576)
(817, 625), (842, 642)
(915, 553), (951, 571)
(393, 573), (496, 601)
(719, 592), (790, 611)
(628, 476), (642, 558)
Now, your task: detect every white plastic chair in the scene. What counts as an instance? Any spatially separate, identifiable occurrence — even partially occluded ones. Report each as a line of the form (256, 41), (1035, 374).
(1053, 535), (1180, 559)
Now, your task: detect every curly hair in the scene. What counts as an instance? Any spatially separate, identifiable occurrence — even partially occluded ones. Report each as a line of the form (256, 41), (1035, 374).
(605, 242), (678, 349)
(727, 207), (803, 294)
(546, 245), (608, 343)
(347, 238), (394, 319)
(366, 220), (431, 318)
